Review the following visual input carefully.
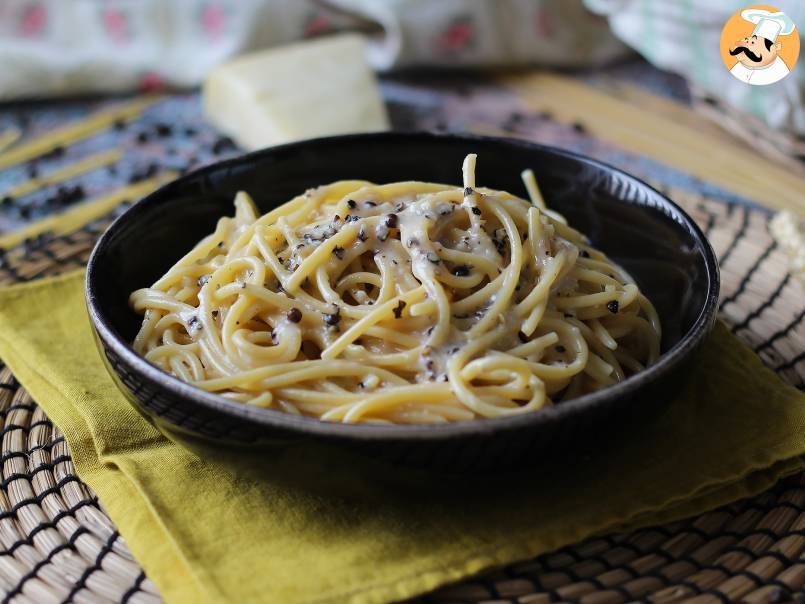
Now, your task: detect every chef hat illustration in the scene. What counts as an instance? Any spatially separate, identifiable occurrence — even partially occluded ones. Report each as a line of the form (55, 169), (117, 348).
(741, 8), (796, 43)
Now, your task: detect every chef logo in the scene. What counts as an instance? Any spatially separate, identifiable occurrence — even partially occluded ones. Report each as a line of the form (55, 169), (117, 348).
(720, 5), (798, 86)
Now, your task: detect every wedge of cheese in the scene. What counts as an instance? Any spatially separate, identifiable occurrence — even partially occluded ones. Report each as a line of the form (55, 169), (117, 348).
(203, 34), (389, 150)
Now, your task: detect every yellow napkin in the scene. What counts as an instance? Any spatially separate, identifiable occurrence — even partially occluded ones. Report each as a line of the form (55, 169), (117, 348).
(0, 270), (804, 604)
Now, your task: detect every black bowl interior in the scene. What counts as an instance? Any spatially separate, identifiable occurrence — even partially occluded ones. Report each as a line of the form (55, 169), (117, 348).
(95, 133), (710, 356)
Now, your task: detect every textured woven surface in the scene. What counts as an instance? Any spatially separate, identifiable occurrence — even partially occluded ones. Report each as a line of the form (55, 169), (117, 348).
(0, 185), (802, 603)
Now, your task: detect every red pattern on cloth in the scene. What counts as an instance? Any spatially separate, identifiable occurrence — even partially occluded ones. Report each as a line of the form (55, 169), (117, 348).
(303, 13), (332, 38)
(200, 2), (226, 41)
(102, 8), (130, 45)
(435, 17), (476, 55)
(138, 72), (165, 91)
(534, 7), (556, 38)
(19, 3), (46, 37)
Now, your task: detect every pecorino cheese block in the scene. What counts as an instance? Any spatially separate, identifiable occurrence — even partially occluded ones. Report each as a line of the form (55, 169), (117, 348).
(203, 34), (389, 150)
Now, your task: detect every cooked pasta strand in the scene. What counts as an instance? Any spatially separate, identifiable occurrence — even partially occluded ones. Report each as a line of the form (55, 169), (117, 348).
(131, 155), (661, 424)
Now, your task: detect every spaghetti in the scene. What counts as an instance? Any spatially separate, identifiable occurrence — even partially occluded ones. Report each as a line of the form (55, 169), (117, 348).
(130, 155), (661, 424)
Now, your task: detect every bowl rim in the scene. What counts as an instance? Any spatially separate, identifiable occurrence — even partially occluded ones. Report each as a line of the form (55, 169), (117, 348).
(85, 131), (720, 441)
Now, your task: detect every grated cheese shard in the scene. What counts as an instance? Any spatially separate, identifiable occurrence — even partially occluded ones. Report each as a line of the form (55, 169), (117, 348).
(770, 210), (805, 287)
(203, 34), (389, 150)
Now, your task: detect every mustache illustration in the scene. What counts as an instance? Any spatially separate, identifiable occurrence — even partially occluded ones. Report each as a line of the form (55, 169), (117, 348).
(730, 45), (763, 62)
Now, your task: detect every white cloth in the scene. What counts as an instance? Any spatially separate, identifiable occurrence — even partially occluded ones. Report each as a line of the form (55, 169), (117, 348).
(0, 0), (629, 99)
(584, 0), (805, 138)
(730, 56), (791, 86)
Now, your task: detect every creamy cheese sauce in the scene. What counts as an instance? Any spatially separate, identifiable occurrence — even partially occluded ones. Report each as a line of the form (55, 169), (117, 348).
(131, 156), (662, 424)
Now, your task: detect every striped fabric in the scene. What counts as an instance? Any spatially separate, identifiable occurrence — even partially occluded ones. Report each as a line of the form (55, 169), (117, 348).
(585, 0), (805, 137)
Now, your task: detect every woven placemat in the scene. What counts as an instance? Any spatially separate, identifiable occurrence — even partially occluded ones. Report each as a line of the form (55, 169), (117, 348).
(690, 88), (805, 179)
(0, 188), (803, 604)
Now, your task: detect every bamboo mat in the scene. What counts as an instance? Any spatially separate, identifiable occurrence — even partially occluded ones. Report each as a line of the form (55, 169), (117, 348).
(0, 67), (804, 603)
(0, 182), (802, 604)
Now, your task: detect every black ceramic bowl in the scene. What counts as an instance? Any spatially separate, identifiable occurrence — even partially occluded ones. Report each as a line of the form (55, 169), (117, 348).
(86, 132), (719, 470)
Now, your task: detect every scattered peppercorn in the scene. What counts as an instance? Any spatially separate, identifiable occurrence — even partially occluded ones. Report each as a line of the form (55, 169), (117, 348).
(49, 184), (85, 207)
(471, 206), (481, 216)
(128, 163), (159, 183)
(572, 121), (587, 134)
(184, 126), (197, 137)
(113, 118), (126, 131)
(358, 228), (367, 242)
(212, 135), (236, 154)
(155, 122), (172, 137)
(43, 145), (64, 160)
(406, 237), (419, 248)
(464, 187), (473, 196)
(393, 300), (406, 319)
(1, 195), (13, 206)
(452, 265), (470, 277)
(384, 213), (398, 228)
(501, 113), (521, 133)
(332, 246), (345, 259)
(136, 131), (149, 144)
(347, 199), (357, 209)
(323, 305), (340, 326)
(607, 300), (619, 314)
(287, 308), (303, 323)
(580, 250), (590, 258)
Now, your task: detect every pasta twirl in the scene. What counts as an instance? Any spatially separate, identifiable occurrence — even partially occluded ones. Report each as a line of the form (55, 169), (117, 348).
(130, 155), (661, 424)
